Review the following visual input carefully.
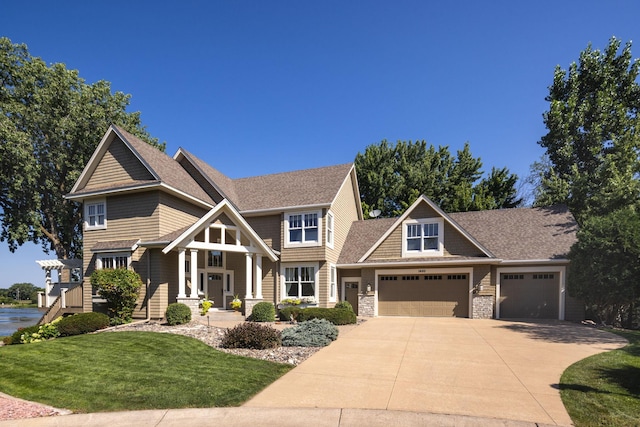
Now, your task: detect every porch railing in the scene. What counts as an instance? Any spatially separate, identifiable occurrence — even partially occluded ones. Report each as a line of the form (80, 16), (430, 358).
(38, 284), (83, 325)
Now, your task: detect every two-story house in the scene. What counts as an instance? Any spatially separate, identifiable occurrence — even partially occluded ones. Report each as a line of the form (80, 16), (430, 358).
(51, 125), (583, 322)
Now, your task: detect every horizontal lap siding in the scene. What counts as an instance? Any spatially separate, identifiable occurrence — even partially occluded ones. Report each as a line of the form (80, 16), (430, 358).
(158, 193), (206, 236)
(247, 215), (281, 251)
(84, 137), (154, 190)
(368, 227), (402, 260)
(327, 172), (361, 263)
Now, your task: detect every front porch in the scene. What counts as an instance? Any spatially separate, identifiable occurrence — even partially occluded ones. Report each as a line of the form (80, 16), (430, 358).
(162, 200), (279, 319)
(35, 259), (84, 324)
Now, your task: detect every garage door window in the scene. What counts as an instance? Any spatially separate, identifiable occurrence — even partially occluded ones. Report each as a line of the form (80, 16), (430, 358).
(402, 218), (444, 257)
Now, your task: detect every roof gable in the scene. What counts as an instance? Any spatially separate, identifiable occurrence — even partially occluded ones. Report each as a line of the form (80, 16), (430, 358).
(356, 195), (493, 262)
(68, 126), (215, 207)
(162, 199), (278, 262)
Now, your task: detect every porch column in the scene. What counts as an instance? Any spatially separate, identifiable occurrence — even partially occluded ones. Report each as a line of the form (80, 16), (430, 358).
(189, 249), (198, 298)
(245, 253), (253, 299)
(178, 249), (186, 298)
(254, 255), (263, 299)
(45, 270), (52, 307)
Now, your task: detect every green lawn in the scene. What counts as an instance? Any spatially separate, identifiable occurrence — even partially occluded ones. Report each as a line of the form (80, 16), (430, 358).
(560, 329), (640, 427)
(0, 331), (292, 413)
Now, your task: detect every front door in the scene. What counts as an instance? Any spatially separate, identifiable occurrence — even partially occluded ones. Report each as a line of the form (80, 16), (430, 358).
(345, 281), (359, 315)
(208, 273), (224, 308)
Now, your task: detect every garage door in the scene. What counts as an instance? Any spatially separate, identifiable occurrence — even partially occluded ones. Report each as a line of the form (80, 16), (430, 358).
(500, 273), (558, 319)
(378, 273), (469, 317)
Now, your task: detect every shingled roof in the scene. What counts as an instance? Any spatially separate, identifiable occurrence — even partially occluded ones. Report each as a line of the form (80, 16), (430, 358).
(338, 205), (577, 265)
(113, 127), (215, 205)
(233, 163), (354, 212)
(449, 205), (577, 260)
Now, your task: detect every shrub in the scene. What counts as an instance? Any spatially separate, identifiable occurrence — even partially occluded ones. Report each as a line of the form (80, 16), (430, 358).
(21, 321), (60, 344)
(278, 306), (303, 322)
(250, 302), (276, 322)
(221, 322), (281, 349)
(334, 300), (354, 312)
(281, 318), (339, 347)
(57, 312), (110, 336)
(166, 303), (192, 325)
(91, 268), (143, 325)
(298, 307), (357, 325)
(8, 325), (39, 345)
(200, 300), (212, 316)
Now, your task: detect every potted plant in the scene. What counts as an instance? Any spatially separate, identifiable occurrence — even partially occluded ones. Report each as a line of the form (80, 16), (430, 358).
(231, 295), (242, 311)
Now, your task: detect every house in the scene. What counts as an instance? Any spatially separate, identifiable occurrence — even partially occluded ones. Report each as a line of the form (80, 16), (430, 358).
(53, 125), (582, 321)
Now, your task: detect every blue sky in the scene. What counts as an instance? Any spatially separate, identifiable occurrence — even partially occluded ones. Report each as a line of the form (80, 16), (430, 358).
(1, 0), (639, 289)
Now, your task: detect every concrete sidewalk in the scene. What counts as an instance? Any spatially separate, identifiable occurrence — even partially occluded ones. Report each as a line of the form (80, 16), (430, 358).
(0, 407), (560, 427)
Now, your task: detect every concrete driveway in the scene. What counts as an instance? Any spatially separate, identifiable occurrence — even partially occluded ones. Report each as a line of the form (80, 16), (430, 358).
(245, 317), (627, 425)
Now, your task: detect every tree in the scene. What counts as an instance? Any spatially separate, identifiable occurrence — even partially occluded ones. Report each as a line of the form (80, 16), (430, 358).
(0, 37), (163, 260)
(355, 140), (522, 217)
(534, 37), (640, 224)
(7, 282), (42, 302)
(568, 207), (640, 328)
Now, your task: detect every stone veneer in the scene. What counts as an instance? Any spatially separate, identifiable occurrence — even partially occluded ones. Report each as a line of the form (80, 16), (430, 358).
(472, 295), (494, 319)
(358, 292), (375, 317)
(243, 298), (263, 318)
(176, 297), (200, 319)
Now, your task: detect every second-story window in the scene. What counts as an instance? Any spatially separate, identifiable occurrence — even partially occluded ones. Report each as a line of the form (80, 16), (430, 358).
(326, 211), (334, 248)
(285, 211), (322, 247)
(85, 200), (106, 230)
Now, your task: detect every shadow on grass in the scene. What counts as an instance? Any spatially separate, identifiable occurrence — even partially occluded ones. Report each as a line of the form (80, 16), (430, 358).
(497, 320), (629, 345)
(597, 365), (640, 397)
(559, 383), (610, 394)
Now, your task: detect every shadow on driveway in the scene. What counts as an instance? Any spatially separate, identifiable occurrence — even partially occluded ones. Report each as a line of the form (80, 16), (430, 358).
(496, 319), (628, 345)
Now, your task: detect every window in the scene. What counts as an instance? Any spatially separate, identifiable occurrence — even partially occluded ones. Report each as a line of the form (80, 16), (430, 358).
(85, 200), (106, 230)
(97, 253), (130, 270)
(326, 211), (334, 248)
(402, 218), (444, 257)
(285, 211), (322, 247)
(503, 274), (524, 280)
(447, 274), (467, 280)
(533, 274), (554, 280)
(208, 250), (223, 268)
(329, 264), (337, 302)
(283, 265), (316, 298)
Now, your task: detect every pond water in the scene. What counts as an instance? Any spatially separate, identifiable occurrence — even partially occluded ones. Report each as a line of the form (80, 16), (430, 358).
(0, 307), (43, 337)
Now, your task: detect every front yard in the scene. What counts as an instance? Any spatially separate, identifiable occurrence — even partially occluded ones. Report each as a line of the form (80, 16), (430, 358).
(0, 331), (292, 413)
(560, 328), (640, 427)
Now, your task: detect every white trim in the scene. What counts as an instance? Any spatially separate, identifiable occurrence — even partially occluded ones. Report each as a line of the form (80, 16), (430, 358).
(280, 262), (320, 301)
(240, 203), (331, 216)
(374, 267), (473, 317)
(401, 217), (444, 257)
(326, 211), (335, 249)
(84, 199), (107, 230)
(341, 277), (361, 304)
(96, 252), (132, 270)
(358, 195), (494, 263)
(495, 266), (566, 320)
(328, 164), (364, 221)
(329, 263), (337, 302)
(162, 199), (278, 262)
(337, 258), (502, 269)
(284, 210), (322, 248)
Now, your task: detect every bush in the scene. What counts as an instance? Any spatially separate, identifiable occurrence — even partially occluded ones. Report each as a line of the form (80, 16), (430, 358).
(334, 300), (354, 312)
(278, 306), (303, 322)
(57, 312), (110, 336)
(250, 302), (276, 322)
(221, 322), (281, 349)
(281, 318), (339, 347)
(8, 325), (39, 345)
(165, 303), (192, 325)
(298, 307), (357, 325)
(91, 268), (143, 325)
(21, 321), (60, 344)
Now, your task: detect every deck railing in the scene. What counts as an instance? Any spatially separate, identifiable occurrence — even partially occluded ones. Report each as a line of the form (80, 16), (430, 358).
(38, 284), (83, 325)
